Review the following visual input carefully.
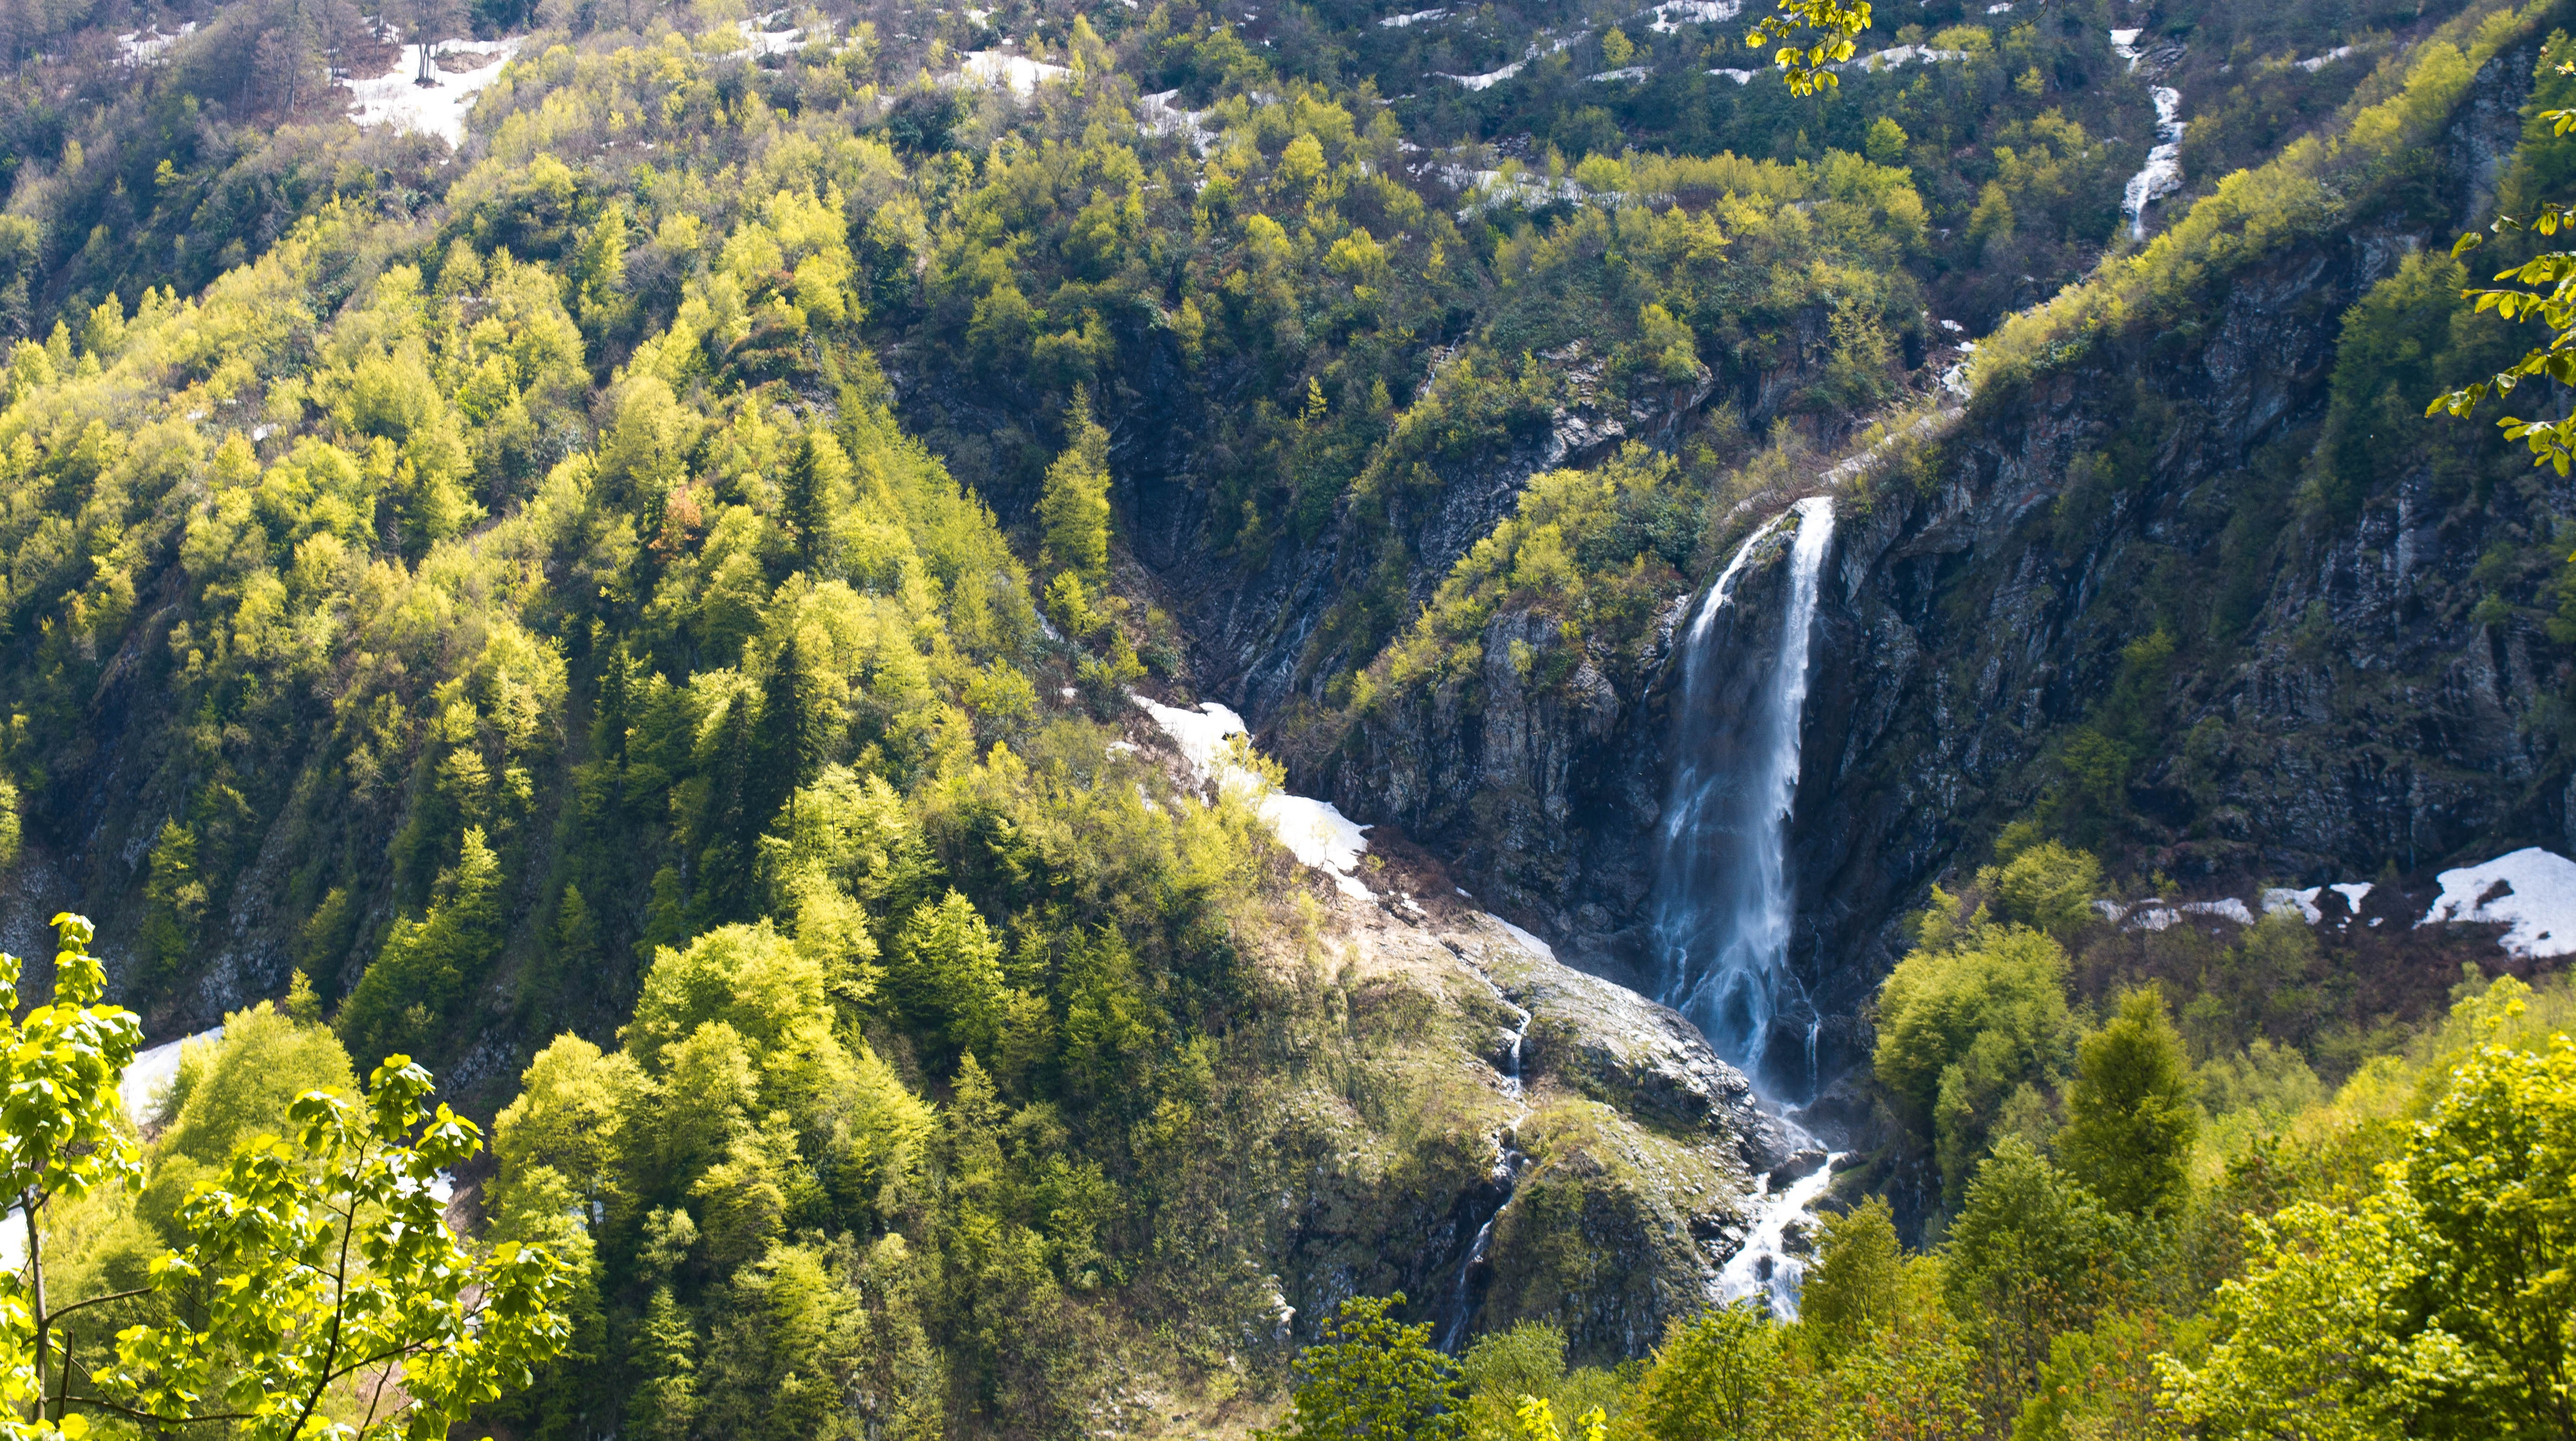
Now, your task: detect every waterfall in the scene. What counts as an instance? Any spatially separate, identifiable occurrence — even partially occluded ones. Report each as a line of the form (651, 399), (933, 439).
(2111, 28), (2186, 238)
(1649, 496), (1837, 1100)
(1439, 970), (1532, 1352)
(1713, 1153), (1845, 1317)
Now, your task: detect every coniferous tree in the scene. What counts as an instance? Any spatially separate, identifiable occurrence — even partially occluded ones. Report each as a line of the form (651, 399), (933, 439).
(629, 1286), (701, 1441)
(780, 430), (851, 576)
(1038, 396), (1111, 585)
(750, 630), (830, 835)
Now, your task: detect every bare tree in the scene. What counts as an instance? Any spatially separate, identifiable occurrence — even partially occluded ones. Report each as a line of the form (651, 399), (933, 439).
(386, 0), (465, 85)
(253, 0), (324, 115)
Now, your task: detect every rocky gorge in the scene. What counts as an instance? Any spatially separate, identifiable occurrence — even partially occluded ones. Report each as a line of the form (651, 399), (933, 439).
(1266, 23), (2576, 1114)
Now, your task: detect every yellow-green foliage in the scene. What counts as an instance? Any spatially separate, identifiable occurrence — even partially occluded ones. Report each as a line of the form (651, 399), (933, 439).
(1971, 0), (2561, 392)
(1359, 445), (1693, 711)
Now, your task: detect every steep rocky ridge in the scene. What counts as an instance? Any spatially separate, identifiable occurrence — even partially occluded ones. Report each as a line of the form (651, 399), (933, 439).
(1257, 844), (1795, 1360)
(1306, 19), (2575, 1088)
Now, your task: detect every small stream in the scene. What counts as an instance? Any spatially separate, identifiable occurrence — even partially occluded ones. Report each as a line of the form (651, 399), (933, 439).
(2111, 28), (2185, 238)
(1439, 969), (1534, 1352)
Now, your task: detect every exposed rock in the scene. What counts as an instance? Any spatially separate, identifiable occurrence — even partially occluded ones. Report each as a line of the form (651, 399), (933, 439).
(1305, 38), (2570, 1093)
(1268, 858), (1792, 1360)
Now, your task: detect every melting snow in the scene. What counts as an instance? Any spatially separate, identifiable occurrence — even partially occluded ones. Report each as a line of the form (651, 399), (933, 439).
(960, 51), (1070, 95)
(2296, 45), (2354, 71)
(1708, 67), (1760, 83)
(1588, 64), (1651, 81)
(2417, 847), (2576, 959)
(348, 39), (523, 148)
(2330, 882), (2374, 911)
(1379, 6), (1449, 25)
(1488, 914), (1557, 964)
(2124, 902), (2179, 932)
(1441, 58), (1528, 89)
(118, 21), (196, 63)
(2261, 887), (2323, 923)
(1133, 697), (1373, 898)
(1137, 90), (1219, 152)
(2182, 898), (2255, 925)
(1642, 0), (1741, 31)
(1835, 44), (1967, 73)
(120, 1025), (225, 1128)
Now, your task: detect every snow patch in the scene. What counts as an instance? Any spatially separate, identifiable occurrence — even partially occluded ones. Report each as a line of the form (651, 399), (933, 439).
(2329, 881), (2374, 911)
(960, 50), (1071, 95)
(121, 1025), (225, 1129)
(2125, 903), (2180, 932)
(2182, 897), (2255, 925)
(1441, 57), (1528, 89)
(118, 21), (196, 64)
(1642, 0), (1741, 31)
(1132, 697), (1374, 898)
(347, 38), (524, 148)
(1488, 914), (1557, 964)
(1379, 7), (1449, 25)
(2417, 847), (2576, 959)
(1835, 44), (1966, 73)
(2261, 887), (2323, 924)
(1588, 64), (1651, 81)
(2296, 45), (2353, 71)
(1708, 67), (1760, 83)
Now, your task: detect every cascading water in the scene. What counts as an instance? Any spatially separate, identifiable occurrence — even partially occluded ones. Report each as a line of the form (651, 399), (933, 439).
(2111, 28), (2186, 238)
(1713, 1153), (1844, 1316)
(1649, 496), (1837, 1101)
(1439, 971), (1532, 1352)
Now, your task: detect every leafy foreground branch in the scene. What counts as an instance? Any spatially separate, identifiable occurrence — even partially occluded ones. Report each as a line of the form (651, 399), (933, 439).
(0, 913), (573, 1439)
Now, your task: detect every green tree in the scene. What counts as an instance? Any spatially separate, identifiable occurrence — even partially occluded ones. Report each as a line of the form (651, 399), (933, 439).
(1865, 116), (1909, 167)
(1038, 397), (1112, 584)
(1748, 0), (1874, 94)
(1263, 1294), (1465, 1441)
(0, 913), (145, 1430)
(1977, 842), (2102, 944)
(751, 631), (832, 830)
(338, 826), (505, 1066)
(1945, 1138), (2125, 1409)
(1874, 909), (2079, 1201)
(1801, 1197), (1903, 1363)
(0, 913), (572, 1435)
(1627, 1303), (1814, 1440)
(890, 890), (1009, 1059)
(628, 1286), (701, 1441)
(2058, 987), (2198, 1218)
(141, 820), (205, 976)
(780, 430), (851, 575)
(2433, 81), (2576, 475)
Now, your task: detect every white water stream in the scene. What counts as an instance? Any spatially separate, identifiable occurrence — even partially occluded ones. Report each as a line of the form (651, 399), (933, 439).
(1713, 1152), (1844, 1315)
(2111, 28), (2185, 238)
(1649, 496), (1837, 1100)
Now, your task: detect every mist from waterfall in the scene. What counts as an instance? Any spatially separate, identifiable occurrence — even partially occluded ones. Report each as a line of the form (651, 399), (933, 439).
(1650, 495), (1837, 1101)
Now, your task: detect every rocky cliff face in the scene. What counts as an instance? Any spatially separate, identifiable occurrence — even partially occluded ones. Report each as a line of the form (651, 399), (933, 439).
(1307, 38), (2568, 1091)
(1262, 854), (1795, 1361)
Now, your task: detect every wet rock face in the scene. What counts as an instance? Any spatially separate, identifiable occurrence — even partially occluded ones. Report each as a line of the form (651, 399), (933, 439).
(1289, 891), (1789, 1362)
(1307, 45), (2567, 1093)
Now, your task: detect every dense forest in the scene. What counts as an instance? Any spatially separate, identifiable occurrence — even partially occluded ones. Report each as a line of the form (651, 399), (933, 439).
(0, 0), (2569, 1433)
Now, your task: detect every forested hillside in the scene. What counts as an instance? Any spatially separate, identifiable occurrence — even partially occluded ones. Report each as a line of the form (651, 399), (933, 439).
(0, 0), (2570, 1434)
